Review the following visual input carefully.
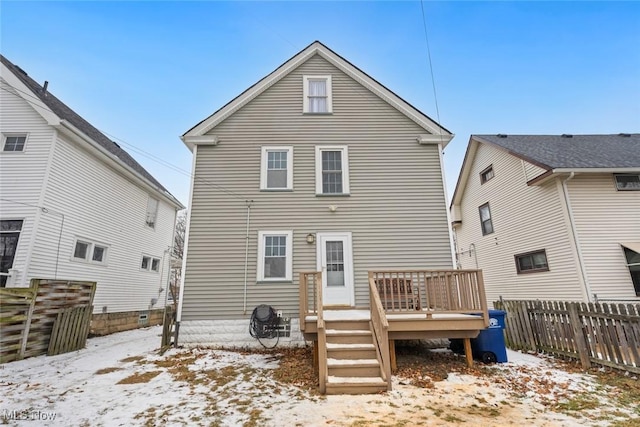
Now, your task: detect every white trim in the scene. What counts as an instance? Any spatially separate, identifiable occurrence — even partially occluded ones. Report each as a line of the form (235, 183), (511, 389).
(140, 253), (161, 272)
(621, 242), (640, 254)
(438, 143), (456, 267)
(303, 75), (333, 114)
(257, 230), (293, 281)
(315, 146), (350, 195)
(417, 134), (453, 145)
(70, 237), (109, 266)
(260, 146), (293, 191)
(0, 62), (60, 126)
(1, 132), (28, 153)
(182, 42), (451, 143)
(316, 231), (355, 306)
(177, 146), (197, 322)
(22, 129), (58, 286)
(553, 168), (640, 174)
(182, 135), (219, 148)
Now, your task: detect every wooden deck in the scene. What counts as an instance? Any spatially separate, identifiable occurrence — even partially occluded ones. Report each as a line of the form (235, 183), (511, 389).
(299, 270), (489, 395)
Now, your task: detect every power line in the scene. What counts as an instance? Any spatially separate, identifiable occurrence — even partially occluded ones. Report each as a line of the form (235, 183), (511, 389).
(420, 0), (445, 139)
(0, 84), (249, 202)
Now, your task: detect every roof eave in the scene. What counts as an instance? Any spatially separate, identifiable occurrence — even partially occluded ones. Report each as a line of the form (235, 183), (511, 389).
(183, 41), (452, 146)
(527, 167), (640, 186)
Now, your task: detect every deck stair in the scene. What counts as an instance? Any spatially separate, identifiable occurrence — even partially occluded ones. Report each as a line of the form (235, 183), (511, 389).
(323, 319), (388, 395)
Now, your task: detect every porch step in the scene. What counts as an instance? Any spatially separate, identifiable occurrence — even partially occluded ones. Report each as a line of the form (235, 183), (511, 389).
(327, 358), (381, 378)
(326, 329), (372, 344)
(317, 315), (388, 394)
(326, 342), (377, 359)
(326, 376), (388, 395)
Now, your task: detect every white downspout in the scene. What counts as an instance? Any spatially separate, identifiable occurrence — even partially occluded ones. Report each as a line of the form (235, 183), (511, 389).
(561, 172), (592, 301)
(438, 143), (457, 267)
(242, 200), (253, 315)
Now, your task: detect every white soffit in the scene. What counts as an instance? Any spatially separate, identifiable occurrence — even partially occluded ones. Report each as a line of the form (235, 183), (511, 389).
(621, 242), (640, 254)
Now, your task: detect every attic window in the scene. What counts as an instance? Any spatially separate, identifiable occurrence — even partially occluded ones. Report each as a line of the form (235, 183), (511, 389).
(303, 75), (332, 114)
(480, 165), (494, 184)
(614, 174), (640, 191)
(2, 134), (27, 152)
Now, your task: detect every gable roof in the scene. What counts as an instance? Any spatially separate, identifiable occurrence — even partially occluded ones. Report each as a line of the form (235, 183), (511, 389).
(0, 54), (183, 209)
(451, 133), (640, 209)
(182, 41), (452, 149)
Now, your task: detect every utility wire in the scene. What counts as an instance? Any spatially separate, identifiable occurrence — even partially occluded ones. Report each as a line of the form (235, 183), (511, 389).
(0, 84), (249, 202)
(420, 0), (445, 140)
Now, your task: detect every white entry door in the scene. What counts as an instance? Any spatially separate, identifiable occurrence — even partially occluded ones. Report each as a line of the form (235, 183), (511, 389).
(317, 232), (354, 306)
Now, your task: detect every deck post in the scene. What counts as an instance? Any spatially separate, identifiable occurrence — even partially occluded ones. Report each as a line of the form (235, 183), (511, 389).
(389, 340), (397, 372)
(463, 338), (473, 367)
(313, 340), (319, 373)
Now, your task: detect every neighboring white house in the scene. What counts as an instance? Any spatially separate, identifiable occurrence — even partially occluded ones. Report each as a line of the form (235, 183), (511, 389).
(451, 134), (640, 305)
(178, 41), (455, 348)
(0, 55), (184, 334)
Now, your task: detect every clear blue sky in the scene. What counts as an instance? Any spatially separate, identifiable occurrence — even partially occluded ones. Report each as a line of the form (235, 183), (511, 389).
(2, 1), (639, 207)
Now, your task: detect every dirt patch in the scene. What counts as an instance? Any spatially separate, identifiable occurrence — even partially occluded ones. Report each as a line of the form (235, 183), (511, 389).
(120, 355), (146, 363)
(117, 370), (162, 384)
(95, 367), (123, 375)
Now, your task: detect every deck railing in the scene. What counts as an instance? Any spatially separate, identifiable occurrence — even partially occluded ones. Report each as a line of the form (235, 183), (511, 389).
(299, 271), (322, 332)
(368, 276), (392, 389)
(370, 270), (488, 320)
(299, 271), (327, 392)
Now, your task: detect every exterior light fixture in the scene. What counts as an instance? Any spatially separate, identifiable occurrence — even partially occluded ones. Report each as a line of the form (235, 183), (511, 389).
(306, 233), (315, 244)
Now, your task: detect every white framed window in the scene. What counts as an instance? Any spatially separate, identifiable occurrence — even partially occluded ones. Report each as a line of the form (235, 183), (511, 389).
(614, 174), (640, 191)
(146, 197), (159, 228)
(303, 75), (332, 113)
(479, 203), (494, 236)
(260, 146), (293, 190)
(315, 146), (350, 195)
(480, 165), (494, 184)
(72, 238), (108, 265)
(2, 133), (27, 152)
(141, 255), (161, 272)
(257, 230), (293, 281)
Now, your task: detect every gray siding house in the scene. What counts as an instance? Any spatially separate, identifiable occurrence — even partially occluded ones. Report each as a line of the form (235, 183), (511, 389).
(451, 134), (640, 305)
(178, 41), (455, 347)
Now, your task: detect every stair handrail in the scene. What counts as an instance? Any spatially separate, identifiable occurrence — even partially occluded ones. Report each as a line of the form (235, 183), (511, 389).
(315, 271), (328, 394)
(368, 272), (391, 390)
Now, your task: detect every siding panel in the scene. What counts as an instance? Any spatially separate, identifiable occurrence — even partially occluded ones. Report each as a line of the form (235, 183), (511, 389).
(0, 81), (53, 287)
(454, 143), (584, 305)
(182, 55), (453, 320)
(568, 174), (640, 300)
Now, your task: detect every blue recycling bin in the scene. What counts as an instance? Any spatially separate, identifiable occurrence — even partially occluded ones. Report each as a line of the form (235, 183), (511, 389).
(472, 309), (508, 363)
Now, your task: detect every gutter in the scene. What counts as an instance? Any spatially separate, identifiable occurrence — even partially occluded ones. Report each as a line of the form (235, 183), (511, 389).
(560, 172), (592, 301)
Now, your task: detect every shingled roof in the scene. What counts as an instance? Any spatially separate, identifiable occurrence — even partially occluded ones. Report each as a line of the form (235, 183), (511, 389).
(474, 134), (640, 169)
(1, 54), (182, 206)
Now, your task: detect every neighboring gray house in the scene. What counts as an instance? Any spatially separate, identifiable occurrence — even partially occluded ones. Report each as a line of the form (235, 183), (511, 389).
(451, 134), (640, 305)
(0, 55), (184, 334)
(178, 41), (455, 347)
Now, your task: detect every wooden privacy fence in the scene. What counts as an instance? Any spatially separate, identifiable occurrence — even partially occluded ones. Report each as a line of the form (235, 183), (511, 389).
(494, 299), (640, 374)
(0, 279), (96, 363)
(48, 305), (93, 356)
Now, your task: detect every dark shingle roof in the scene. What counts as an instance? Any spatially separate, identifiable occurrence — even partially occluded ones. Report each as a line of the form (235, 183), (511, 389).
(1, 54), (181, 205)
(475, 134), (640, 169)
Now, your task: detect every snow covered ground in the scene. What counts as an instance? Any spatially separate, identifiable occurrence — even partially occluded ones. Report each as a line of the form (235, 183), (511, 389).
(1, 326), (637, 426)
